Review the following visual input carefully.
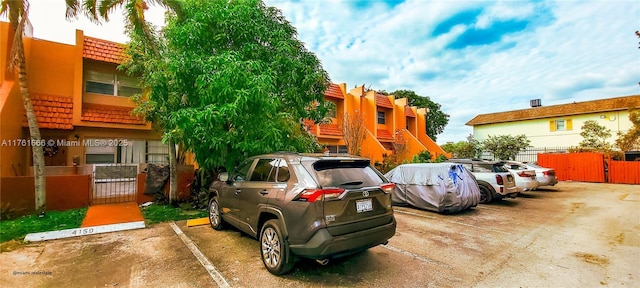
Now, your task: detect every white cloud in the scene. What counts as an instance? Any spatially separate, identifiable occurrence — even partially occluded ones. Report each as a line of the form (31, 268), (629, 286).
(14, 0), (640, 145)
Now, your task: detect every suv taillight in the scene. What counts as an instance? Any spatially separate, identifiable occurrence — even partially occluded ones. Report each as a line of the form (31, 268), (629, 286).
(496, 175), (504, 185)
(296, 188), (345, 202)
(380, 183), (395, 193)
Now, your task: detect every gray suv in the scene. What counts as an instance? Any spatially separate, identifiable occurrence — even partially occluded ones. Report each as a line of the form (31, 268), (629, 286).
(208, 152), (396, 275)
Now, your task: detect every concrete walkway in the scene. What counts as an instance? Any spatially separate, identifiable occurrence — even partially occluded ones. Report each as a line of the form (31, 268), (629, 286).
(81, 202), (144, 227)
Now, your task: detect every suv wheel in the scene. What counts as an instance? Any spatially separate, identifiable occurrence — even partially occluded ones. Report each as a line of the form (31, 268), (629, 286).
(478, 184), (493, 204)
(260, 219), (294, 275)
(208, 197), (224, 230)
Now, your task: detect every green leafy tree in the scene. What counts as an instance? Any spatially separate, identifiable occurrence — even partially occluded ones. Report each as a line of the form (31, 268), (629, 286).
(410, 150), (431, 163)
(128, 0), (329, 171)
(2, 0), (47, 213)
(482, 134), (530, 160)
(578, 120), (612, 151)
(380, 89), (449, 141)
(455, 135), (482, 159)
(615, 109), (640, 152)
(440, 141), (465, 154)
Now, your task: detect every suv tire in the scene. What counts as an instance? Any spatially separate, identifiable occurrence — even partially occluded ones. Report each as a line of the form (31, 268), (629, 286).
(208, 196), (224, 230)
(260, 219), (295, 275)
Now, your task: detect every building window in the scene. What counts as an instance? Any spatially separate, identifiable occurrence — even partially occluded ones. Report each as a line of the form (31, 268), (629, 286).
(85, 68), (142, 97)
(377, 111), (386, 124)
(85, 140), (116, 164)
(84, 139), (167, 164)
(146, 140), (169, 164)
(550, 119), (573, 131)
(326, 108), (336, 118)
(326, 145), (348, 154)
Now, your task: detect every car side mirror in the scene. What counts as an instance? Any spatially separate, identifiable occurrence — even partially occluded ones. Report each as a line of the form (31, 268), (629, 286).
(218, 172), (230, 183)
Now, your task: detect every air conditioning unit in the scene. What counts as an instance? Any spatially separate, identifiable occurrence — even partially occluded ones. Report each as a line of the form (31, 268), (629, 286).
(530, 99), (542, 107)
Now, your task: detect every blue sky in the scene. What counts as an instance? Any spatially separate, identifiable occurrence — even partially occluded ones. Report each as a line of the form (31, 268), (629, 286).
(20, 0), (640, 144)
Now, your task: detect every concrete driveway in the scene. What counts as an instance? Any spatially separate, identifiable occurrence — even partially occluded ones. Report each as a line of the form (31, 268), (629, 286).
(1, 181), (638, 287)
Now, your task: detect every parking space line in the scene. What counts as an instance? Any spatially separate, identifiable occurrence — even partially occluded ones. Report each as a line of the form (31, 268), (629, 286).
(382, 244), (451, 268)
(170, 222), (231, 288)
(393, 209), (514, 235)
(393, 209), (439, 219)
(475, 205), (501, 211)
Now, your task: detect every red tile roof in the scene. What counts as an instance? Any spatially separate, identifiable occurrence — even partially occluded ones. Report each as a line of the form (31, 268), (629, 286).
(22, 94), (74, 130)
(83, 36), (126, 64)
(377, 129), (394, 140)
(467, 95), (640, 126)
(376, 93), (394, 108)
(81, 104), (146, 125)
(324, 83), (344, 99)
(319, 123), (342, 136)
(405, 106), (416, 118)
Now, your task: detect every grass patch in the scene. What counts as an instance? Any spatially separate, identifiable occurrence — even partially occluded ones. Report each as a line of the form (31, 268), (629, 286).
(0, 207), (87, 243)
(141, 203), (208, 224)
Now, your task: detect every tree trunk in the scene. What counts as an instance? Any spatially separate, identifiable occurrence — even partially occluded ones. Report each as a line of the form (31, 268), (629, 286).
(17, 43), (46, 212)
(168, 138), (178, 204)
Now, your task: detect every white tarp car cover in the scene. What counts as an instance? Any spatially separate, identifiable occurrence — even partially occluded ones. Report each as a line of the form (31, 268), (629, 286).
(384, 163), (480, 213)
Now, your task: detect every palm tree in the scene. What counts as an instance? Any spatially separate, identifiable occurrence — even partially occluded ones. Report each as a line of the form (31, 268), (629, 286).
(65, 0), (182, 51)
(1, 0), (47, 213)
(65, 0), (182, 203)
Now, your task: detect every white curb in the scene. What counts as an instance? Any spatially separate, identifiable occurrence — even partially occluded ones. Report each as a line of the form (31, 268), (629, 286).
(24, 221), (146, 242)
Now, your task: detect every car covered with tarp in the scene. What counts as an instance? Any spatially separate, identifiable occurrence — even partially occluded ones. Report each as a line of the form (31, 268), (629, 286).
(384, 163), (481, 213)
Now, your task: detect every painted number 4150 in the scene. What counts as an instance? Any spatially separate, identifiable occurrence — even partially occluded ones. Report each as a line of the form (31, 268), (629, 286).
(71, 228), (95, 236)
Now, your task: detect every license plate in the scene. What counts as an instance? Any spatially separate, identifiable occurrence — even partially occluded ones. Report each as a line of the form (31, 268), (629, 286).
(356, 198), (373, 213)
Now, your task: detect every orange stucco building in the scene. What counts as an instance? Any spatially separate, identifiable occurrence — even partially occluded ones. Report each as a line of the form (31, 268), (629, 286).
(305, 83), (450, 164)
(1, 22), (449, 178)
(1, 22), (166, 178)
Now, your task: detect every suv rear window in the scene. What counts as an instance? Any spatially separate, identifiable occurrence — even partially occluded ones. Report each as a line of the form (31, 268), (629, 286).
(305, 160), (385, 187)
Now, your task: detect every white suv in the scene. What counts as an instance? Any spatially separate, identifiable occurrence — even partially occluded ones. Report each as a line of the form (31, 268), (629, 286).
(446, 159), (519, 203)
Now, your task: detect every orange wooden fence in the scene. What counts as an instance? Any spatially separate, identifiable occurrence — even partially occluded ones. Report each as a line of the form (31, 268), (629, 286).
(538, 152), (605, 183)
(608, 160), (640, 184)
(538, 152), (640, 184)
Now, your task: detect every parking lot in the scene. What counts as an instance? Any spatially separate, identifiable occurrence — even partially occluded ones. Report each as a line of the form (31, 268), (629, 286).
(1, 181), (638, 287)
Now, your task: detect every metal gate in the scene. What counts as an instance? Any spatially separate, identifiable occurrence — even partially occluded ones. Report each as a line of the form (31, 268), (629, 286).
(91, 164), (138, 204)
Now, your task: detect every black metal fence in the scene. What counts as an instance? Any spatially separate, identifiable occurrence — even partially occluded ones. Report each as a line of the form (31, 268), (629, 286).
(91, 164), (138, 204)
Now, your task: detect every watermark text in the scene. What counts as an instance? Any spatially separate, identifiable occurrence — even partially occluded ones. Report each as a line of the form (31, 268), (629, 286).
(1, 139), (128, 147)
(13, 270), (53, 276)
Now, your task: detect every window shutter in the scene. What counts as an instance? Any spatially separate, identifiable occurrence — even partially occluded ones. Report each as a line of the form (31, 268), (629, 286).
(566, 119), (572, 130)
(549, 120), (556, 132)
